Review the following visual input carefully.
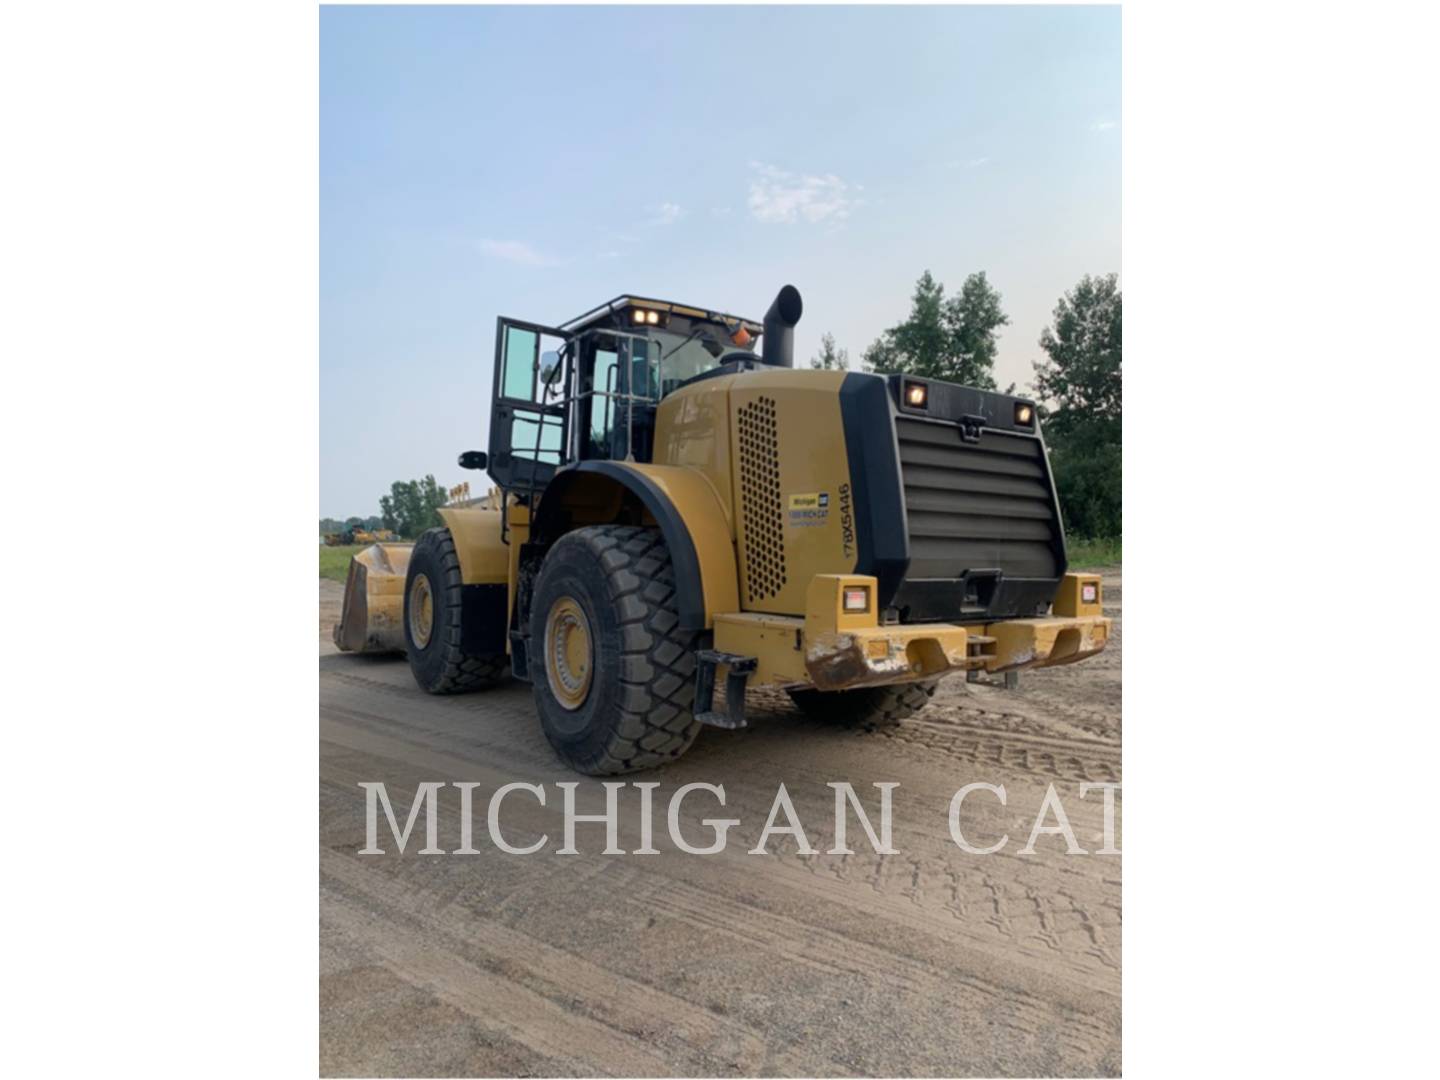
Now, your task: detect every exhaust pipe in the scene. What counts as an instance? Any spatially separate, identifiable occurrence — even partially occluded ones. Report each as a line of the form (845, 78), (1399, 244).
(761, 284), (804, 368)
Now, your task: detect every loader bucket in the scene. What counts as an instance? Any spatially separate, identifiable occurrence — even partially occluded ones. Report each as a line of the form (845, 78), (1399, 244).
(332, 543), (414, 654)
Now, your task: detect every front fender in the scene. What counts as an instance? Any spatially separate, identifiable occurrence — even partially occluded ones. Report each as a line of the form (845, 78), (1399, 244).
(436, 505), (508, 584)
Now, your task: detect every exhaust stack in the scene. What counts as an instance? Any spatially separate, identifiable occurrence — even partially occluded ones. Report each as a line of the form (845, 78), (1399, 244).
(761, 285), (804, 368)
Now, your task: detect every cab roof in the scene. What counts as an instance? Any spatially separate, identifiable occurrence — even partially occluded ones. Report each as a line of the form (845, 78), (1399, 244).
(560, 294), (765, 336)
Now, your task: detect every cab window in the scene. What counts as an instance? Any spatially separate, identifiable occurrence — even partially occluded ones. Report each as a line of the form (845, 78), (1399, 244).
(501, 326), (537, 401)
(590, 348), (617, 452)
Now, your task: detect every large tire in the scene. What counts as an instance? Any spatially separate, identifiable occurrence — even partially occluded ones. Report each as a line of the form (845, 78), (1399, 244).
(404, 527), (508, 694)
(787, 680), (939, 728)
(529, 525), (702, 775)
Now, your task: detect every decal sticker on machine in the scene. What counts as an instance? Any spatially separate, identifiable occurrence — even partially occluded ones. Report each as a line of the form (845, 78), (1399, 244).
(788, 491), (829, 528)
(838, 483), (855, 559)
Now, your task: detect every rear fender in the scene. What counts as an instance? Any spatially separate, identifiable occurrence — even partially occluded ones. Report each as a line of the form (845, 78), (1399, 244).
(532, 462), (738, 631)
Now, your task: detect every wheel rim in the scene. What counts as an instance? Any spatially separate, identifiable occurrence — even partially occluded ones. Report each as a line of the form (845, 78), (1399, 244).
(544, 595), (593, 710)
(408, 573), (434, 648)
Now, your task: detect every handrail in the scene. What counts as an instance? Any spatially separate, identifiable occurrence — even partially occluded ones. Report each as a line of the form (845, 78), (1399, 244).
(501, 328), (688, 500)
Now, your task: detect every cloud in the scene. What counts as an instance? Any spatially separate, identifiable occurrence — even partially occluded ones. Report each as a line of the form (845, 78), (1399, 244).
(479, 238), (555, 266)
(648, 202), (684, 226)
(747, 162), (862, 225)
(1091, 120), (1117, 132)
(946, 156), (991, 169)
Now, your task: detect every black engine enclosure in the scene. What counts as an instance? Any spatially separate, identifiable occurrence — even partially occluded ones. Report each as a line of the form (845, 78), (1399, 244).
(838, 372), (1068, 624)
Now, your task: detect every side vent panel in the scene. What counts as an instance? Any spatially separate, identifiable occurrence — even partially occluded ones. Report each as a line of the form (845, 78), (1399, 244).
(736, 395), (787, 603)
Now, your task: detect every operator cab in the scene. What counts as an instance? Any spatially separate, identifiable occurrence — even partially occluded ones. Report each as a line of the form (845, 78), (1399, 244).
(485, 296), (768, 496)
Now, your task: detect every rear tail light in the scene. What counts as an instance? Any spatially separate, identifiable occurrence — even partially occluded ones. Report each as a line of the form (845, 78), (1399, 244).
(843, 586), (871, 613)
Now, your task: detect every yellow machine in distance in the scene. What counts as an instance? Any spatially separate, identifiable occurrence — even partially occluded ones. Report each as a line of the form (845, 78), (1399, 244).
(334, 286), (1109, 775)
(324, 525), (399, 546)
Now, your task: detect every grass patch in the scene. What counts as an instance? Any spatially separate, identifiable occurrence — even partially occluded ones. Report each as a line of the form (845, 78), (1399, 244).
(1067, 535), (1122, 569)
(319, 544), (364, 582)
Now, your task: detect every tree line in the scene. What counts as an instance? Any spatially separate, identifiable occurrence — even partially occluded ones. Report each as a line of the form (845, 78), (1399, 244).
(319, 514), (384, 536)
(811, 270), (1122, 540)
(319, 475), (450, 540)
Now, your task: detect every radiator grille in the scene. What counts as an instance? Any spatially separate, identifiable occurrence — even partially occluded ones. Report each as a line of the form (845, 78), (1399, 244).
(895, 417), (1061, 580)
(737, 396), (787, 602)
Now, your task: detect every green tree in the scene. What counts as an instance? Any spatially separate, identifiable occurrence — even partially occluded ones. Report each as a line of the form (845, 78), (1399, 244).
(863, 270), (946, 377)
(416, 476), (447, 533)
(379, 475), (450, 538)
(1031, 273), (1122, 539)
(1033, 273), (1122, 434)
(863, 270), (1008, 389)
(948, 272), (1008, 386)
(810, 332), (850, 370)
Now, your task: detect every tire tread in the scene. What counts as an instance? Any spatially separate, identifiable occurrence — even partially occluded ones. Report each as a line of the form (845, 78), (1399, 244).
(534, 525), (701, 774)
(787, 679), (938, 728)
(407, 527), (508, 694)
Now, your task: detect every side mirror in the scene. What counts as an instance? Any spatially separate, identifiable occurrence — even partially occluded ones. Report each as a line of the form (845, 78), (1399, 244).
(539, 350), (562, 386)
(457, 450), (487, 470)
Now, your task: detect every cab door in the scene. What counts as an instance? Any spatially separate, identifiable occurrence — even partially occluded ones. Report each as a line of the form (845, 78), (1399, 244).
(577, 329), (663, 463)
(488, 317), (572, 495)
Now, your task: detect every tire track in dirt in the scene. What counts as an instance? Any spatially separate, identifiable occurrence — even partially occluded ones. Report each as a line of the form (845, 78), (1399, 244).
(323, 850), (848, 1076)
(319, 672), (1123, 987)
(320, 709), (1121, 996)
(323, 888), (674, 1076)
(322, 746), (1119, 1074)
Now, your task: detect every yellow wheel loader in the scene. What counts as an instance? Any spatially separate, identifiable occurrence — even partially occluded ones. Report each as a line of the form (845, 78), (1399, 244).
(334, 286), (1110, 774)
(324, 526), (398, 546)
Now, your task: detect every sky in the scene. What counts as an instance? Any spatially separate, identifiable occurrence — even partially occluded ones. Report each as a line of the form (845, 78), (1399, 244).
(320, 4), (1120, 518)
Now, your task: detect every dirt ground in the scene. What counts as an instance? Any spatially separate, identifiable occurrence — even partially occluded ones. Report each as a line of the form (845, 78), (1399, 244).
(319, 572), (1122, 1077)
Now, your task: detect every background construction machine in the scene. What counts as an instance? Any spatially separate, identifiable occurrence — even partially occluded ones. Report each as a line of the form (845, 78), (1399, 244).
(324, 525), (399, 546)
(334, 285), (1109, 774)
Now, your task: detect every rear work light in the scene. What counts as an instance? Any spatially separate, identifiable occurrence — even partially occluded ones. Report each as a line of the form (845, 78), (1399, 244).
(903, 380), (928, 409)
(843, 586), (871, 613)
(1014, 402), (1034, 426)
